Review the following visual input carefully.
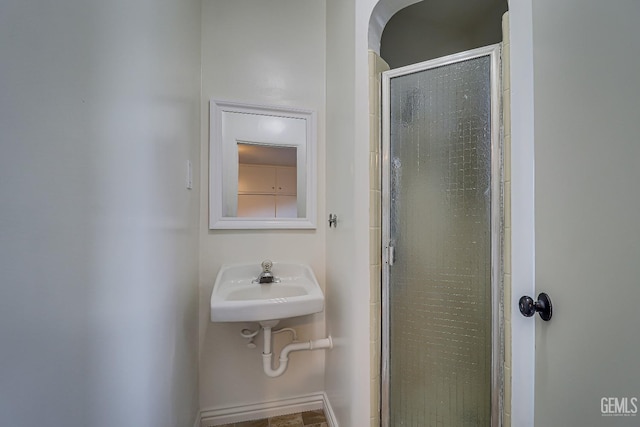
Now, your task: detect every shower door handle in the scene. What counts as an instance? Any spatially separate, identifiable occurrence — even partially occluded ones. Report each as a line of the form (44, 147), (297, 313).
(519, 292), (553, 321)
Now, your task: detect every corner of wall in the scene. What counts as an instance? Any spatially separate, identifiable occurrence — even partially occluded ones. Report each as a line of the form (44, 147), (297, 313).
(368, 49), (389, 427)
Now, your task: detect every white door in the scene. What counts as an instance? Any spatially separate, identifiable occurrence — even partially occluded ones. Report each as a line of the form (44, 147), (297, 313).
(512, 1), (640, 426)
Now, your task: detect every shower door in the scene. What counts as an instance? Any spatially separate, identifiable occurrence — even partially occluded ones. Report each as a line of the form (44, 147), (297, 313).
(381, 45), (502, 427)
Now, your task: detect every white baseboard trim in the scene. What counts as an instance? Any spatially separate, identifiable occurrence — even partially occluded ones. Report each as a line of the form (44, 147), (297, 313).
(199, 392), (338, 427)
(321, 392), (338, 427)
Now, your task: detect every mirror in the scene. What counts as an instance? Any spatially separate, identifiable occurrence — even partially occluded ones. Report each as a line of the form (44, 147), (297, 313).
(209, 100), (316, 229)
(236, 143), (299, 218)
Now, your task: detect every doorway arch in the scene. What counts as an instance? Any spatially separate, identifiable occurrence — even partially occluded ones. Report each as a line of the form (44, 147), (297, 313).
(368, 0), (421, 54)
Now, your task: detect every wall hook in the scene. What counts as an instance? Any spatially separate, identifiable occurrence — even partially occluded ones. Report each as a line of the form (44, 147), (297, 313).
(328, 213), (338, 228)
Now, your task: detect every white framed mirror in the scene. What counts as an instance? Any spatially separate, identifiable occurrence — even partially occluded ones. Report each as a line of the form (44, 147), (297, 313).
(209, 99), (317, 229)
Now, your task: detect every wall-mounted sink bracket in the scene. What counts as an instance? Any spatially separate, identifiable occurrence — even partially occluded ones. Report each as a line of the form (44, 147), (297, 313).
(240, 328), (259, 349)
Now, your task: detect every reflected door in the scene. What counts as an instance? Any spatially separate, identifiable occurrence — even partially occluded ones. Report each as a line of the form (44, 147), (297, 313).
(381, 45), (502, 427)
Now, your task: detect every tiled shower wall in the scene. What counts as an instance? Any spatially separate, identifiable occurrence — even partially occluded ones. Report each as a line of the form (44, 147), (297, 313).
(368, 12), (512, 426)
(368, 51), (389, 427)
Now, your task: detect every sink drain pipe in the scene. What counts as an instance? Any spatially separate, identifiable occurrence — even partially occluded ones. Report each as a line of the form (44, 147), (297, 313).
(261, 324), (333, 378)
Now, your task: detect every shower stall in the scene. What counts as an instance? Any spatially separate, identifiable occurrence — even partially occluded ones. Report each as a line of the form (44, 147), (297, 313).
(381, 44), (503, 426)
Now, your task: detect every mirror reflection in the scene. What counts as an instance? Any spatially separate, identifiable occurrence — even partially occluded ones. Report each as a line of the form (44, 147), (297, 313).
(236, 143), (298, 218)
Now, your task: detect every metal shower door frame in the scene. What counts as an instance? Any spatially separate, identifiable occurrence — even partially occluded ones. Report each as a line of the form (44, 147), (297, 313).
(380, 44), (503, 427)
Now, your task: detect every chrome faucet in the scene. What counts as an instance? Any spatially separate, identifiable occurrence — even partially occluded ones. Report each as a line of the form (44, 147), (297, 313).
(257, 260), (276, 284)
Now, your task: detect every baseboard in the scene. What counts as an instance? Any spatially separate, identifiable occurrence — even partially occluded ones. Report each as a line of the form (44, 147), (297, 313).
(199, 392), (338, 427)
(321, 392), (338, 427)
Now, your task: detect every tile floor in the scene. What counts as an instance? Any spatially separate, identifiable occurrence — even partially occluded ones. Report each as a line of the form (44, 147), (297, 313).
(217, 410), (327, 427)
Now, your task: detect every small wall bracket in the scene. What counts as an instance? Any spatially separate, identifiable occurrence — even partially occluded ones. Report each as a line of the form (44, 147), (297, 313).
(240, 328), (260, 348)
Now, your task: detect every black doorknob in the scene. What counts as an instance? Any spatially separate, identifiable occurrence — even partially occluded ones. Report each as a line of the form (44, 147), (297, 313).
(519, 292), (552, 321)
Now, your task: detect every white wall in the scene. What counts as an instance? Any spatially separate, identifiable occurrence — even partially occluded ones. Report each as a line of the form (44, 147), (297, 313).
(0, 0), (201, 426)
(325, 0), (358, 424)
(324, 1), (378, 425)
(199, 0), (327, 411)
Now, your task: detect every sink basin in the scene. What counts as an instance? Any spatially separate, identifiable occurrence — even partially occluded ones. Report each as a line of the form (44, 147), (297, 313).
(210, 262), (324, 322)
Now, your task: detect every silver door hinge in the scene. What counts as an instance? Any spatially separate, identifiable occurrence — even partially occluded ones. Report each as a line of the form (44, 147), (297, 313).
(386, 244), (395, 266)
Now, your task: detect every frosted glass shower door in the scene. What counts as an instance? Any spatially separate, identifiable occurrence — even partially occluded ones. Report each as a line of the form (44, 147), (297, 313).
(381, 45), (502, 427)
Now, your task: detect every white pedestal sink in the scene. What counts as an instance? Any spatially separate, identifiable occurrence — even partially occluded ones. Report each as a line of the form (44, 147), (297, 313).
(210, 262), (324, 323)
